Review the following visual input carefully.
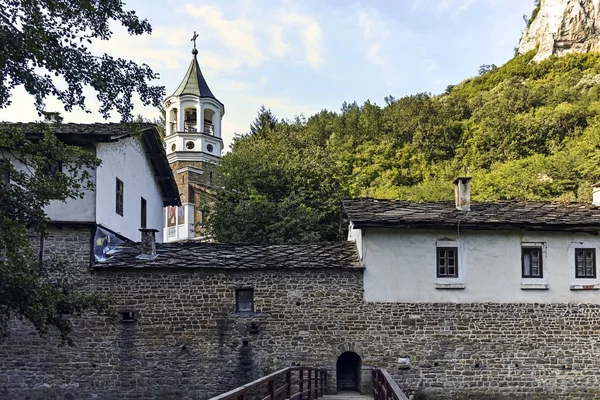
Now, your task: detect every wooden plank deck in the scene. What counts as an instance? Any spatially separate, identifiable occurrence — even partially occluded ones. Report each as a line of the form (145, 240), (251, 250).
(322, 392), (373, 400)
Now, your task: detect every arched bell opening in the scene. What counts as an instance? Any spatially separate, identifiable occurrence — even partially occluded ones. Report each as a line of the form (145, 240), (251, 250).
(336, 351), (361, 392)
(168, 108), (178, 135)
(184, 108), (197, 132)
(203, 109), (215, 135)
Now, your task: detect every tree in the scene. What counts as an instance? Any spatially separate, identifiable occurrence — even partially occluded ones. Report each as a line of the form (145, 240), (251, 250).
(209, 52), (600, 244)
(478, 64), (498, 75)
(1, 0), (164, 119)
(250, 105), (278, 136)
(0, 0), (164, 343)
(209, 117), (347, 244)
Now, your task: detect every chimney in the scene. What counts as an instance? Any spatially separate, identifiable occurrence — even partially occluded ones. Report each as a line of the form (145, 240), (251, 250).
(42, 111), (63, 124)
(593, 183), (600, 206)
(137, 228), (158, 260)
(453, 177), (472, 211)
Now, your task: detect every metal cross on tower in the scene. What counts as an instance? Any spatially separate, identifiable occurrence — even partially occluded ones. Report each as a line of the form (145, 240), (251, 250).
(191, 31), (199, 50)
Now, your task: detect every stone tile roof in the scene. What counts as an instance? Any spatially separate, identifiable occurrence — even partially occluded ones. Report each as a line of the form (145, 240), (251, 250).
(343, 198), (600, 232)
(4, 122), (155, 138)
(95, 241), (362, 270)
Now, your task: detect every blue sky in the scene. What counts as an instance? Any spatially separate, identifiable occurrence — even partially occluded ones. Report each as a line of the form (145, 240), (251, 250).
(0, 0), (534, 150)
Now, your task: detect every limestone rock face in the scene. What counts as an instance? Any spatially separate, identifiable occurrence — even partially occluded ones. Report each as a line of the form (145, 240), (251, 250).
(519, 0), (600, 62)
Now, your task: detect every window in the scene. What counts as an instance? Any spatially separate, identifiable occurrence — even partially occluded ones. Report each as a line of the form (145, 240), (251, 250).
(0, 160), (9, 183)
(209, 170), (213, 184)
(575, 248), (596, 278)
(120, 311), (136, 322)
(116, 178), (124, 216)
(437, 247), (458, 278)
(522, 247), (543, 278)
(140, 197), (147, 228)
(236, 288), (254, 313)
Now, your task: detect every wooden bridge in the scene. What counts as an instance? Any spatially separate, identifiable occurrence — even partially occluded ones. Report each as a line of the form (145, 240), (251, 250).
(208, 367), (409, 400)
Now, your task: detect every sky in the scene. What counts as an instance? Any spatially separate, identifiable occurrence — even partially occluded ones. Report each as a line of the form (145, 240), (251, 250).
(0, 0), (534, 151)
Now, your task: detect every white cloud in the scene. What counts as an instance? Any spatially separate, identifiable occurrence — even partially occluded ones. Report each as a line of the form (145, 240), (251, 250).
(357, 8), (390, 66)
(184, 4), (266, 68)
(283, 14), (325, 68)
(270, 26), (290, 59)
(89, 25), (188, 71)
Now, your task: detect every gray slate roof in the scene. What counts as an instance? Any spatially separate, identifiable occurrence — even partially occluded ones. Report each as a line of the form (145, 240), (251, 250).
(170, 55), (223, 107)
(4, 122), (152, 139)
(343, 198), (600, 232)
(95, 241), (362, 270)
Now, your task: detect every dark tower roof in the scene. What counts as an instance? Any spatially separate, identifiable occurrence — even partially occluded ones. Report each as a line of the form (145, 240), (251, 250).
(170, 51), (223, 108)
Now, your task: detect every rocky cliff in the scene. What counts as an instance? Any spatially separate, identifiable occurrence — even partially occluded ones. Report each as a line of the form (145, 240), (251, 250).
(519, 0), (600, 61)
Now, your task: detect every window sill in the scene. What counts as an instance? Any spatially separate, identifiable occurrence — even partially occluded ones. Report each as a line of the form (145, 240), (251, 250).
(520, 283), (549, 290)
(570, 284), (600, 290)
(435, 282), (466, 290)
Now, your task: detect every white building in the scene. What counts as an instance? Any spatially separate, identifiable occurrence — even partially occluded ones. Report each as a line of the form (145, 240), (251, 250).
(344, 178), (600, 304)
(2, 122), (179, 253)
(161, 44), (224, 242)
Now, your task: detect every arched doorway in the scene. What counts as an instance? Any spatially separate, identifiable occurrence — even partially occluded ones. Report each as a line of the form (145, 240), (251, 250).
(336, 352), (361, 392)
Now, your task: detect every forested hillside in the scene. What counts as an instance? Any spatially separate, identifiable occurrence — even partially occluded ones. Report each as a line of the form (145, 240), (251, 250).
(210, 51), (600, 243)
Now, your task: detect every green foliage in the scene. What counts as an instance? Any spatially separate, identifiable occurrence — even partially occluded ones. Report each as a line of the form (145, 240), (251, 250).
(1, 0), (164, 119)
(1, 0), (161, 342)
(210, 113), (346, 243)
(212, 51), (600, 244)
(0, 124), (117, 343)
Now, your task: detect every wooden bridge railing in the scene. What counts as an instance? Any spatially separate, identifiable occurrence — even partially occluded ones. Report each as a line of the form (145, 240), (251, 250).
(372, 369), (409, 400)
(209, 367), (327, 400)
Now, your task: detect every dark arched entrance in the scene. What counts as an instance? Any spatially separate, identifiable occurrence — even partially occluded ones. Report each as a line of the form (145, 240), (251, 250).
(336, 351), (361, 392)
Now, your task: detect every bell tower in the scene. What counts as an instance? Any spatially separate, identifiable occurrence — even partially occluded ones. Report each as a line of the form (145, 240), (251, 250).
(163, 32), (224, 242)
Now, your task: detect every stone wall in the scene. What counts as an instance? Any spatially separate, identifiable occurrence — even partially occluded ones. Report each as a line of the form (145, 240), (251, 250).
(170, 159), (218, 236)
(41, 224), (94, 266)
(3, 239), (600, 399)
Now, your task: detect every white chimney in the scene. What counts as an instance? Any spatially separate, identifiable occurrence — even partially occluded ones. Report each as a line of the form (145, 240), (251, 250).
(593, 182), (600, 206)
(137, 228), (158, 260)
(453, 177), (472, 211)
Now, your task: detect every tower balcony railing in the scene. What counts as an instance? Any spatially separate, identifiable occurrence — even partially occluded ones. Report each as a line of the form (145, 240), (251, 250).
(204, 123), (214, 136)
(184, 122), (197, 132)
(169, 122), (216, 136)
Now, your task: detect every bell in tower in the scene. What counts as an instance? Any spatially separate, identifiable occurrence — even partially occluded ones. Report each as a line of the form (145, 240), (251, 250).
(162, 31), (224, 242)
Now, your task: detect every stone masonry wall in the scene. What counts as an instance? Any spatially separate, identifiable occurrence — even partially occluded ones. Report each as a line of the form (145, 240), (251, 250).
(2, 258), (600, 399)
(170, 159), (218, 236)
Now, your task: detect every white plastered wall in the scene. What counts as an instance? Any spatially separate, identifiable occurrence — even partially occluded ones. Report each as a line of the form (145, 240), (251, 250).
(4, 153), (96, 223)
(361, 228), (600, 303)
(95, 136), (164, 242)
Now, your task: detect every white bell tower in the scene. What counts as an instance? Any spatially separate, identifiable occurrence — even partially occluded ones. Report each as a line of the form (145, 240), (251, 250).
(162, 32), (224, 243)
(163, 34), (224, 164)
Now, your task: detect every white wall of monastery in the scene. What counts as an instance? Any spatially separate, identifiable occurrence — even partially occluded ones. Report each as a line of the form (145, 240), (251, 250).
(95, 136), (164, 242)
(358, 228), (600, 303)
(5, 155), (97, 223)
(45, 168), (96, 222)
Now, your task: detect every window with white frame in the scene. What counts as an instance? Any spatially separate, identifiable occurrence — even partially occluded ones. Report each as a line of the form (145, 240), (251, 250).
(522, 246), (543, 278)
(575, 248), (596, 279)
(437, 247), (458, 278)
